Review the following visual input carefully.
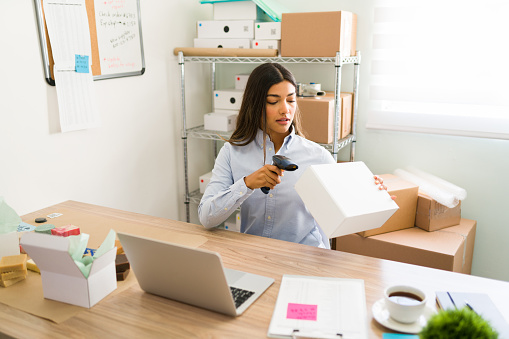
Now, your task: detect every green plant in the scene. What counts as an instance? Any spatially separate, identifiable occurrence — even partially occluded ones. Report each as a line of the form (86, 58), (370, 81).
(419, 307), (498, 339)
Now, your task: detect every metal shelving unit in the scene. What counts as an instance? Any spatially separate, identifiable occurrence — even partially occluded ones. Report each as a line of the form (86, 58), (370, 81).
(178, 51), (361, 222)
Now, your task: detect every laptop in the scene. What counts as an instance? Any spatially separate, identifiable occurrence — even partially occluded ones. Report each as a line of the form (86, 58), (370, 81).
(117, 232), (274, 317)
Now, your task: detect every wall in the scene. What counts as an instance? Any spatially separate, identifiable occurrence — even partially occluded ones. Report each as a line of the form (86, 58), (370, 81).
(1, 0), (508, 282)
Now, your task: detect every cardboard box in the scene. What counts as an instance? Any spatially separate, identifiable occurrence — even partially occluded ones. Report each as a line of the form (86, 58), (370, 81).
(281, 11), (357, 57)
(20, 232), (117, 308)
(0, 232), (20, 260)
(193, 38), (251, 49)
(197, 20), (254, 39)
(415, 192), (462, 231)
(235, 74), (250, 90)
(199, 171), (213, 194)
(334, 219), (476, 274)
(204, 111), (238, 132)
(214, 89), (244, 110)
(255, 22), (281, 39)
(297, 92), (352, 143)
(295, 161), (399, 239)
(251, 39), (280, 51)
(357, 174), (418, 237)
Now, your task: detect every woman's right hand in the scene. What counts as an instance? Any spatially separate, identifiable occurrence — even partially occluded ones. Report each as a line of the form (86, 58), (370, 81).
(244, 165), (283, 190)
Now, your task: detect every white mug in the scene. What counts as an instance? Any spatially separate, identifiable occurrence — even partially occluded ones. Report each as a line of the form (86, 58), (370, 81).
(384, 285), (427, 323)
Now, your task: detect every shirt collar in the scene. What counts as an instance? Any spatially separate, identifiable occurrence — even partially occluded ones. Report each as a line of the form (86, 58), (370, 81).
(254, 127), (296, 151)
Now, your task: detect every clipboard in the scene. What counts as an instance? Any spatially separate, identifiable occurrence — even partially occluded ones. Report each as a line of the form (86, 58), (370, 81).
(34, 0), (145, 86)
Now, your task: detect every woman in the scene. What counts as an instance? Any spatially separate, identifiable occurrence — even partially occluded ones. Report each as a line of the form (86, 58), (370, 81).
(198, 63), (335, 248)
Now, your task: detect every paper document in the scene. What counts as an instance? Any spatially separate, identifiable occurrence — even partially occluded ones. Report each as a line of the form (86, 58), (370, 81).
(43, 0), (100, 132)
(268, 275), (368, 339)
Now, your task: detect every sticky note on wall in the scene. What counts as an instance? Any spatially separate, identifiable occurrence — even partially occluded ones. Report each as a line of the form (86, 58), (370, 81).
(75, 55), (90, 73)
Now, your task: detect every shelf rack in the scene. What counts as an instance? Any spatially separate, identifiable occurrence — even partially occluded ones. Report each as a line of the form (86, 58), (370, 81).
(178, 51), (361, 222)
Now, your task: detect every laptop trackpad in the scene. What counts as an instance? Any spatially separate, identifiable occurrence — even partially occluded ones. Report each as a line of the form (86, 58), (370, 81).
(224, 268), (246, 285)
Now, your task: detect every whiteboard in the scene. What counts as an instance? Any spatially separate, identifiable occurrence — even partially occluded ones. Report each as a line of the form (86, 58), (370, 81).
(34, 0), (145, 85)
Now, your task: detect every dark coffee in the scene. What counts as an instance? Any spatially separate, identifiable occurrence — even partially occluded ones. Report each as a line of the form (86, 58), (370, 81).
(388, 291), (423, 306)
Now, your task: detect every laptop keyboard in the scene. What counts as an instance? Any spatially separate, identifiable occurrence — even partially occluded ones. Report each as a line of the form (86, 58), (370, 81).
(230, 286), (255, 308)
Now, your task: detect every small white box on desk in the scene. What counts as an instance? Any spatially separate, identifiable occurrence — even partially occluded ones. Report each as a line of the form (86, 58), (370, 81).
(214, 89), (244, 110)
(193, 38), (251, 49)
(204, 111), (239, 132)
(199, 171), (213, 194)
(0, 231), (20, 260)
(20, 232), (117, 308)
(255, 22), (281, 39)
(197, 20), (254, 39)
(295, 161), (399, 239)
(235, 74), (250, 90)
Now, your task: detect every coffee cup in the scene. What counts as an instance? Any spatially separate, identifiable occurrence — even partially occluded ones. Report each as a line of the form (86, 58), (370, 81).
(384, 285), (427, 323)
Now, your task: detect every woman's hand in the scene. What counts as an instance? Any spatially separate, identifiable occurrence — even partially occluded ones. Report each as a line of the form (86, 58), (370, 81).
(374, 175), (397, 200)
(244, 165), (283, 190)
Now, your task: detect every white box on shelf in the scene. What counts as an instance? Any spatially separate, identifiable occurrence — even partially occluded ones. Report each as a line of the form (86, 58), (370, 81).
(235, 74), (250, 90)
(294, 161), (399, 239)
(193, 38), (251, 49)
(199, 171), (213, 194)
(251, 39), (280, 51)
(255, 22), (281, 39)
(197, 20), (254, 39)
(20, 232), (117, 308)
(213, 1), (257, 20)
(204, 111), (239, 132)
(224, 212), (241, 232)
(214, 89), (244, 110)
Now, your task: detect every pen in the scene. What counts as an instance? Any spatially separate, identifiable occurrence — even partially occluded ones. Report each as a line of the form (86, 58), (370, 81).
(447, 292), (457, 308)
(465, 300), (478, 314)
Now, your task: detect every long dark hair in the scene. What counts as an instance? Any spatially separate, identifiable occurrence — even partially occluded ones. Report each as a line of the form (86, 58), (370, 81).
(227, 63), (304, 149)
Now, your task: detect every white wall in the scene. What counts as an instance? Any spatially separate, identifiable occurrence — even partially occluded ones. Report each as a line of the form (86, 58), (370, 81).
(1, 0), (508, 282)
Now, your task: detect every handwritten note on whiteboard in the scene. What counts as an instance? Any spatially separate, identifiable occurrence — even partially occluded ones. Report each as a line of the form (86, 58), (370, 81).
(94, 0), (143, 76)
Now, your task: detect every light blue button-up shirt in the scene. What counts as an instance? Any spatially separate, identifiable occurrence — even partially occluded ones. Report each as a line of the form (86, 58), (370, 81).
(198, 129), (335, 248)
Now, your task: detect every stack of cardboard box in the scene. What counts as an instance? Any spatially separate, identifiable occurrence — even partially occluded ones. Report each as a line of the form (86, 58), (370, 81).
(332, 174), (473, 274)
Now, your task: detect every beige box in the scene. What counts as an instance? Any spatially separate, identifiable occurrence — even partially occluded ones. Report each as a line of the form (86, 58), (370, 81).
(415, 192), (462, 231)
(197, 20), (254, 39)
(298, 92), (352, 144)
(281, 11), (357, 57)
(334, 219), (476, 274)
(295, 161), (399, 239)
(357, 174), (419, 237)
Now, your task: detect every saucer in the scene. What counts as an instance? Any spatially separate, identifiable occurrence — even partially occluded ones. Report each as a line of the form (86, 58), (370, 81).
(372, 298), (435, 334)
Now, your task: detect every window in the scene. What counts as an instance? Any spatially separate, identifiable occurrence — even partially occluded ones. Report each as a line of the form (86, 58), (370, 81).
(367, 0), (509, 140)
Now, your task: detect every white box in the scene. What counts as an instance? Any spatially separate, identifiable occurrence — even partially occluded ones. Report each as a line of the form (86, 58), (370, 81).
(235, 74), (250, 90)
(214, 89), (244, 110)
(199, 171), (213, 194)
(204, 111), (239, 131)
(197, 20), (254, 39)
(213, 1), (257, 20)
(0, 231), (20, 260)
(20, 232), (117, 308)
(224, 213), (241, 232)
(193, 38), (252, 49)
(294, 161), (399, 239)
(255, 22), (281, 39)
(251, 39), (281, 51)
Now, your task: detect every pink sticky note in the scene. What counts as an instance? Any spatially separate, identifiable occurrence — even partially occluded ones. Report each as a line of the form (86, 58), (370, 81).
(287, 303), (318, 321)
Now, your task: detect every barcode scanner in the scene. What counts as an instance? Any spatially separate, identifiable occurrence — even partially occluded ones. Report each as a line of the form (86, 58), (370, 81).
(261, 155), (298, 194)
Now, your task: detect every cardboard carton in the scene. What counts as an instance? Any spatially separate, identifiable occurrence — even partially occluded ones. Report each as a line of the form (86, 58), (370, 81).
(255, 22), (281, 40)
(20, 232), (117, 308)
(0, 232), (20, 260)
(334, 219), (476, 274)
(213, 89), (244, 110)
(204, 111), (238, 132)
(251, 40), (281, 52)
(297, 92), (352, 143)
(235, 74), (250, 90)
(357, 174), (418, 237)
(197, 20), (254, 39)
(281, 11), (357, 57)
(213, 1), (269, 21)
(415, 192), (461, 231)
(199, 171), (213, 194)
(295, 161), (399, 239)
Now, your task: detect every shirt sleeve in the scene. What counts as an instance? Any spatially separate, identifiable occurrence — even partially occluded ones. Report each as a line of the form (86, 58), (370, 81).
(198, 144), (254, 228)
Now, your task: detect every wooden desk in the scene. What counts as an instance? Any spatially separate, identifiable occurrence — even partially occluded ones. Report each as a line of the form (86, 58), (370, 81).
(2, 201), (509, 338)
